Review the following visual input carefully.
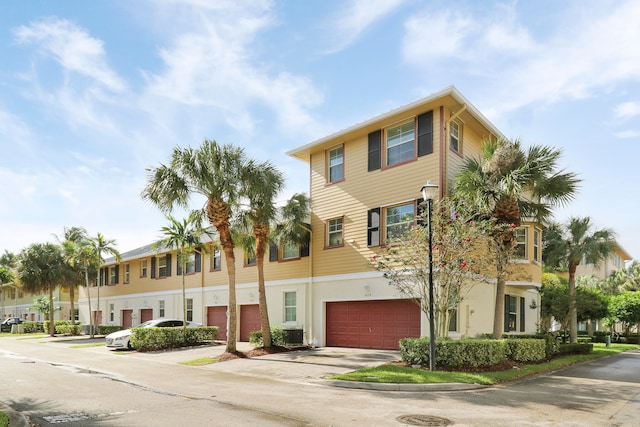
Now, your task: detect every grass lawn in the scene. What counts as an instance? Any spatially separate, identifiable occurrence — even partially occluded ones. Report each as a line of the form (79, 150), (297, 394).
(180, 356), (219, 366)
(0, 411), (8, 427)
(330, 343), (639, 385)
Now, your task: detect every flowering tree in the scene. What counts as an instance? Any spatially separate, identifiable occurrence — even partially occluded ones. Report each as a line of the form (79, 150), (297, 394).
(370, 197), (492, 338)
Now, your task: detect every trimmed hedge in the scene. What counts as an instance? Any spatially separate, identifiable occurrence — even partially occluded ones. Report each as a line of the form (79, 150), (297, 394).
(43, 320), (81, 335)
(249, 326), (286, 347)
(400, 338), (508, 369)
(558, 343), (593, 354)
(98, 325), (122, 335)
(129, 326), (218, 351)
(504, 339), (546, 362)
(21, 321), (43, 333)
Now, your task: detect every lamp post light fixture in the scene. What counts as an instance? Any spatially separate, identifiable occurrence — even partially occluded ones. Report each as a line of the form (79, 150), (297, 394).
(420, 181), (438, 372)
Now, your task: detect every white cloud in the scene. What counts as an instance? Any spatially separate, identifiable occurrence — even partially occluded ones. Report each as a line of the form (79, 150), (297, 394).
(614, 130), (640, 139)
(14, 18), (126, 92)
(323, 0), (407, 54)
(615, 102), (640, 119)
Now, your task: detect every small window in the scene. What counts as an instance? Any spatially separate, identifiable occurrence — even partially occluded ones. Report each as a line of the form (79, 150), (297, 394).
(327, 217), (343, 247)
(385, 203), (415, 242)
(448, 308), (458, 332)
(211, 250), (221, 271)
(507, 295), (517, 332)
(386, 121), (415, 166)
(158, 256), (168, 277)
(184, 253), (196, 275)
(533, 229), (540, 262)
(284, 292), (296, 322)
(109, 304), (115, 322)
(614, 254), (621, 268)
(450, 120), (460, 152)
(282, 244), (299, 260)
(513, 228), (527, 259)
(124, 263), (130, 284)
(328, 146), (344, 183)
(186, 298), (193, 322)
(159, 300), (165, 318)
(140, 259), (147, 277)
(109, 266), (118, 285)
(246, 252), (256, 266)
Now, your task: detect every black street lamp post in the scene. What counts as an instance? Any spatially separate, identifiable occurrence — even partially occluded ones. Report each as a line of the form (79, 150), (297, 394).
(421, 181), (438, 372)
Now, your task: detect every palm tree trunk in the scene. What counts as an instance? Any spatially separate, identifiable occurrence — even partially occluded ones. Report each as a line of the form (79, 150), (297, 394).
(492, 238), (510, 339)
(219, 227), (237, 353)
(48, 286), (55, 336)
(568, 264), (578, 344)
(255, 234), (271, 348)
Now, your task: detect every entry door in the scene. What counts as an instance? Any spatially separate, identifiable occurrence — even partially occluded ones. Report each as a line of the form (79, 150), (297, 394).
(122, 310), (133, 328)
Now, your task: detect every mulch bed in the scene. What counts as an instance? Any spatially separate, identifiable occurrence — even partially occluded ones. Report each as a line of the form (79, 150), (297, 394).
(217, 345), (307, 362)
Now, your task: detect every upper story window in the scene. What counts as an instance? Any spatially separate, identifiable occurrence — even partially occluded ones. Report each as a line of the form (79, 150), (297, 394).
(450, 120), (460, 152)
(124, 263), (130, 284)
(533, 229), (540, 262)
(282, 244), (300, 260)
(211, 249), (221, 271)
(327, 217), (343, 248)
(513, 227), (527, 259)
(184, 253), (196, 275)
(246, 252), (256, 266)
(327, 145), (344, 183)
(385, 203), (415, 242)
(140, 259), (147, 277)
(109, 266), (118, 285)
(386, 121), (415, 166)
(158, 255), (168, 278)
(614, 254), (621, 268)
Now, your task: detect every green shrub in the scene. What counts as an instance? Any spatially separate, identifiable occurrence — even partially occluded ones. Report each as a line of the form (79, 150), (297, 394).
(577, 336), (592, 343)
(400, 338), (508, 369)
(130, 326), (218, 351)
(592, 331), (609, 343)
(249, 326), (286, 347)
(557, 343), (593, 354)
(21, 321), (43, 333)
(56, 323), (82, 335)
(504, 339), (546, 362)
(97, 325), (122, 335)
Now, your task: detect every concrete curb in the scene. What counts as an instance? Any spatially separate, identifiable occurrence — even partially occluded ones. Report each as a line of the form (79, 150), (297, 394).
(0, 402), (30, 427)
(324, 380), (488, 391)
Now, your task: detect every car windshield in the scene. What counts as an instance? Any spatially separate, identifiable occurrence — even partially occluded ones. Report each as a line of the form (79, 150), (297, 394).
(137, 321), (155, 328)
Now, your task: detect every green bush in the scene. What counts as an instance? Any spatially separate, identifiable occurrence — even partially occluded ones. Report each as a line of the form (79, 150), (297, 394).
(130, 326), (218, 351)
(504, 339), (546, 362)
(577, 336), (592, 343)
(400, 338), (508, 369)
(249, 326), (286, 347)
(592, 331), (609, 343)
(56, 323), (82, 335)
(97, 325), (122, 335)
(557, 343), (593, 354)
(21, 321), (43, 333)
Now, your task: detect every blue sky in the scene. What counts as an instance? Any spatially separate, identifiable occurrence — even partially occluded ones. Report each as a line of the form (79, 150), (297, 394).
(1, 0), (638, 261)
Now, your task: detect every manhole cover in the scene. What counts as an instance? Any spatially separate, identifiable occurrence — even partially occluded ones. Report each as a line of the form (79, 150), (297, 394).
(397, 414), (453, 426)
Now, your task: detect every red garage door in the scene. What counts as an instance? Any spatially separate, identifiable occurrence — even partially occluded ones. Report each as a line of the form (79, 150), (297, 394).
(239, 304), (260, 342)
(326, 300), (421, 350)
(207, 306), (227, 340)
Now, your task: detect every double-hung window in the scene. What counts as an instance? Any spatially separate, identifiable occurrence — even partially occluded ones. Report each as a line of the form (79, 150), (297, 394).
(158, 256), (168, 277)
(513, 227), (527, 259)
(186, 298), (193, 322)
(109, 266), (118, 285)
(533, 229), (540, 262)
(284, 291), (296, 322)
(327, 217), (343, 247)
(211, 250), (221, 271)
(386, 121), (415, 166)
(328, 146), (344, 183)
(124, 263), (130, 284)
(184, 253), (196, 274)
(282, 244), (299, 260)
(140, 259), (147, 277)
(450, 120), (460, 152)
(385, 203), (414, 242)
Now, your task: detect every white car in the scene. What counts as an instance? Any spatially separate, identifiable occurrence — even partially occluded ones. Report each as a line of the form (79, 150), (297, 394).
(105, 318), (201, 349)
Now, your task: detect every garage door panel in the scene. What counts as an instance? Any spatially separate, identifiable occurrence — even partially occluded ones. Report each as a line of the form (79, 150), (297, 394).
(240, 304), (260, 342)
(326, 300), (421, 350)
(207, 306), (227, 340)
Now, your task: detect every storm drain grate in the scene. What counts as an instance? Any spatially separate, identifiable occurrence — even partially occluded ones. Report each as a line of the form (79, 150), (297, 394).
(397, 414), (453, 426)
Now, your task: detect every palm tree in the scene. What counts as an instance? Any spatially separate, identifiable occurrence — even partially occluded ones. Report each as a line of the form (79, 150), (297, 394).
(154, 213), (211, 337)
(142, 140), (249, 353)
(57, 226), (89, 326)
(543, 217), (616, 343)
(89, 233), (120, 334)
(236, 160), (284, 348)
(17, 243), (68, 336)
(454, 138), (579, 338)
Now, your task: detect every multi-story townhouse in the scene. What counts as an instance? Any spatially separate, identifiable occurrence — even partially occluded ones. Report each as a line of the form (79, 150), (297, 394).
(287, 85), (542, 349)
(77, 86), (543, 350)
(574, 242), (632, 280)
(79, 239), (311, 342)
(1, 282), (74, 323)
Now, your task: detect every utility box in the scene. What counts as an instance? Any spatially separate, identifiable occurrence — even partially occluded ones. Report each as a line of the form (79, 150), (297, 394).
(283, 328), (303, 345)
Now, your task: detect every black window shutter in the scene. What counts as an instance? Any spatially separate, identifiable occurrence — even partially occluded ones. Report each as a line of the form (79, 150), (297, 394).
(114, 265), (119, 284)
(367, 207), (380, 246)
(504, 295), (510, 332)
(368, 130), (381, 171)
(151, 257), (156, 279)
(195, 252), (201, 273)
(520, 297), (525, 332)
(417, 110), (433, 156)
(166, 254), (172, 276)
(269, 244), (278, 262)
(177, 256), (182, 275)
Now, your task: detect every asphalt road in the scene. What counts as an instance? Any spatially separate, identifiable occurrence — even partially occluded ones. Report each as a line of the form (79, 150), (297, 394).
(1, 336), (639, 426)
